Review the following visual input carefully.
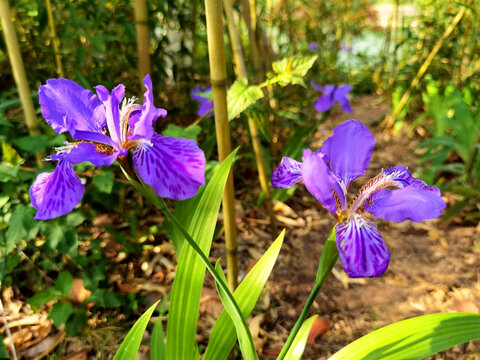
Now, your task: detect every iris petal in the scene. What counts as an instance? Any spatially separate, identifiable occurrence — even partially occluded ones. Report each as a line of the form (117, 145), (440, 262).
(132, 134), (206, 200)
(95, 84), (125, 146)
(51, 142), (126, 167)
(365, 180), (446, 222)
(310, 81), (324, 92)
(322, 120), (374, 188)
(333, 85), (353, 113)
(68, 129), (118, 149)
(39, 78), (105, 134)
(129, 75), (167, 140)
(336, 215), (390, 278)
(271, 157), (303, 188)
(30, 161), (85, 220)
(302, 149), (338, 215)
(191, 86), (214, 117)
(313, 94), (335, 113)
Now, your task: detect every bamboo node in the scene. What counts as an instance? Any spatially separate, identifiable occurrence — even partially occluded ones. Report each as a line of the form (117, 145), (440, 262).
(210, 79), (228, 87)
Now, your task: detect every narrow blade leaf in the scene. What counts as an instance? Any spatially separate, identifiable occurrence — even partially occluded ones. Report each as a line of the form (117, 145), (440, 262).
(113, 301), (159, 360)
(214, 261), (258, 360)
(165, 150), (237, 360)
(203, 230), (285, 360)
(329, 312), (480, 360)
(150, 318), (166, 360)
(284, 315), (318, 360)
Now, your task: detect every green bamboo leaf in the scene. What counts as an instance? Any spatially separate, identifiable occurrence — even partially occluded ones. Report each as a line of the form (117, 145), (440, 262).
(284, 315), (318, 360)
(113, 301), (159, 360)
(214, 261), (258, 360)
(150, 318), (166, 360)
(166, 150), (238, 360)
(329, 312), (480, 360)
(227, 79), (264, 121)
(204, 230), (285, 360)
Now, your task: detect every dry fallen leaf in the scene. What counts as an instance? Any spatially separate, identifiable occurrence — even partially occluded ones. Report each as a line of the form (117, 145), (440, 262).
(70, 279), (91, 303)
(307, 316), (332, 344)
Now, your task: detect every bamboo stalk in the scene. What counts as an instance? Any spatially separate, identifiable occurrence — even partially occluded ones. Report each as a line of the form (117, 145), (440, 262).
(383, 6), (466, 131)
(205, 0), (239, 290)
(240, 0), (263, 83)
(0, 0), (44, 167)
(239, 0), (278, 163)
(134, 0), (151, 89)
(44, 0), (63, 77)
(224, 0), (277, 235)
(224, 0), (247, 80)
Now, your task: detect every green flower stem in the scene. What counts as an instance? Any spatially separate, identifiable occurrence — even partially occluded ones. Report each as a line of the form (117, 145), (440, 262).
(122, 171), (256, 356)
(277, 227), (338, 360)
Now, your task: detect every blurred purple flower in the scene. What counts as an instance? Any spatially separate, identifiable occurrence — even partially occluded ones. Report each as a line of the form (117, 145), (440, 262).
(30, 75), (206, 220)
(342, 43), (353, 53)
(308, 42), (318, 52)
(271, 120), (446, 278)
(311, 82), (353, 113)
(191, 86), (214, 118)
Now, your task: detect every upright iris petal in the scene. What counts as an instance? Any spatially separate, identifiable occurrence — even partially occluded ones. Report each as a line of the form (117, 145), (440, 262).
(302, 149), (339, 215)
(271, 120), (446, 278)
(322, 120), (375, 188)
(129, 74), (167, 140)
(39, 78), (106, 134)
(95, 84), (125, 147)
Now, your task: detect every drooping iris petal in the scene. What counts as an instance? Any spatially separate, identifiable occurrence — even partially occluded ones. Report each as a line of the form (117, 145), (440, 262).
(314, 94), (335, 113)
(333, 85), (353, 113)
(95, 84), (125, 146)
(51, 142), (127, 167)
(301, 149), (338, 215)
(39, 78), (106, 134)
(132, 134), (206, 200)
(130, 74), (167, 140)
(29, 161), (85, 220)
(322, 120), (375, 188)
(312, 84), (336, 113)
(271, 157), (303, 188)
(197, 101), (214, 118)
(336, 215), (390, 278)
(365, 180), (446, 222)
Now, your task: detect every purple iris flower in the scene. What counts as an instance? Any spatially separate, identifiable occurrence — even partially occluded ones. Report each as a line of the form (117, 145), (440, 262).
(30, 75), (206, 220)
(342, 43), (353, 53)
(308, 42), (318, 52)
(271, 120), (446, 278)
(311, 82), (353, 114)
(191, 86), (214, 118)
